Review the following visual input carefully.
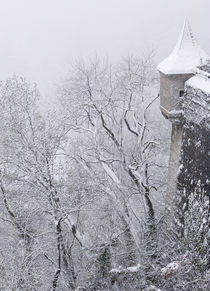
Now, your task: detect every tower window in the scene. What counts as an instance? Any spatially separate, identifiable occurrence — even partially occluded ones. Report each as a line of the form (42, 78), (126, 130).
(179, 90), (184, 97)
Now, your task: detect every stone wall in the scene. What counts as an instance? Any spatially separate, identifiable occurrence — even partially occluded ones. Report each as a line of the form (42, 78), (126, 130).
(175, 85), (210, 239)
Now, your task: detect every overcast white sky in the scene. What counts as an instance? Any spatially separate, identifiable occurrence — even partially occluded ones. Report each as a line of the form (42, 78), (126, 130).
(0, 0), (210, 102)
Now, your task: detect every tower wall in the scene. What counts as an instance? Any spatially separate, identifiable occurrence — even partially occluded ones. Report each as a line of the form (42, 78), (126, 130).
(169, 74), (193, 109)
(159, 73), (171, 117)
(159, 72), (193, 120)
(164, 124), (183, 223)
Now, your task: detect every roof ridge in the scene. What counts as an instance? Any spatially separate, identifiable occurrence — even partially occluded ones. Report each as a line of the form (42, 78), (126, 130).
(175, 19), (196, 52)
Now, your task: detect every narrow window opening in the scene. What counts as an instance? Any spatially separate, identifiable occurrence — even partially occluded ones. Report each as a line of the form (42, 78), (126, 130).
(179, 90), (184, 97)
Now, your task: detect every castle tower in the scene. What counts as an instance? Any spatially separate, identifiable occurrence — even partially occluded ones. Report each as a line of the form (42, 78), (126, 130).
(157, 19), (208, 123)
(157, 20), (209, 223)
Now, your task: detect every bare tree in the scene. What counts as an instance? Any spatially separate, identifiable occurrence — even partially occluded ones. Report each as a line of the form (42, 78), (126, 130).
(59, 55), (169, 288)
(0, 76), (84, 290)
(0, 55), (170, 290)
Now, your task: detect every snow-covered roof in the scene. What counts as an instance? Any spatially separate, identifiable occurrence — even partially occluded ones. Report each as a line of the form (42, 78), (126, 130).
(157, 19), (209, 75)
(186, 74), (210, 95)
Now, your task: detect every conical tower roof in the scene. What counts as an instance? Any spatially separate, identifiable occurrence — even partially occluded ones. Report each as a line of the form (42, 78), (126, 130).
(157, 19), (209, 75)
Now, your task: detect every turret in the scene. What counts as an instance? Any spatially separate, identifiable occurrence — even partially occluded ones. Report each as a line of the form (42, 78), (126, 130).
(157, 20), (209, 124)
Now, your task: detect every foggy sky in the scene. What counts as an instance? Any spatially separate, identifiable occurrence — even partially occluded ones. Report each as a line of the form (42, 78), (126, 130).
(0, 0), (210, 102)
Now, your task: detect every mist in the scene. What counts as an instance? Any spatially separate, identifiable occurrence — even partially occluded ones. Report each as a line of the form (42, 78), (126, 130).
(0, 0), (209, 101)
(0, 1), (209, 290)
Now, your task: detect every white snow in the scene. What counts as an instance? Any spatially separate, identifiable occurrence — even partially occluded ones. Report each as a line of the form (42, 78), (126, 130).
(186, 74), (210, 94)
(110, 264), (141, 274)
(146, 286), (162, 291)
(101, 161), (121, 184)
(127, 264), (141, 273)
(157, 19), (209, 75)
(161, 261), (180, 278)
